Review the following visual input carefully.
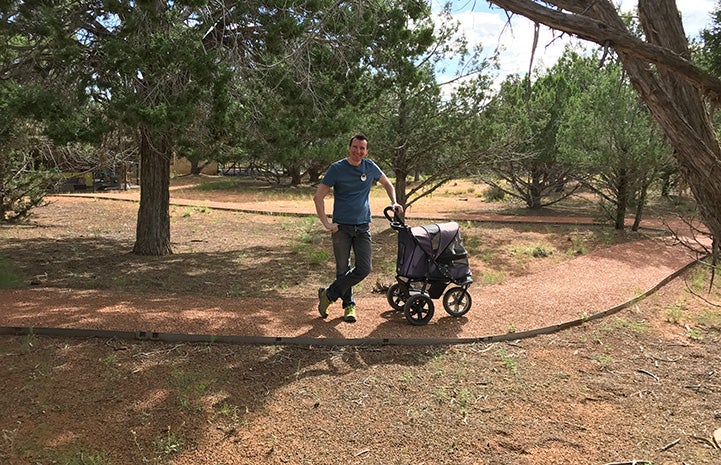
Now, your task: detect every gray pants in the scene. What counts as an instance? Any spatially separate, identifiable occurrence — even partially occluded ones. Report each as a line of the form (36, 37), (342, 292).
(326, 223), (372, 308)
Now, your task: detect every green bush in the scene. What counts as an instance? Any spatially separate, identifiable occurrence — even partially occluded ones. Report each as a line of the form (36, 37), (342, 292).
(0, 256), (24, 288)
(483, 185), (506, 202)
(1, 151), (51, 222)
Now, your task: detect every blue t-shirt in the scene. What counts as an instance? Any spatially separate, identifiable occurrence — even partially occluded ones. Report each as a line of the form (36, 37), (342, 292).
(322, 158), (383, 224)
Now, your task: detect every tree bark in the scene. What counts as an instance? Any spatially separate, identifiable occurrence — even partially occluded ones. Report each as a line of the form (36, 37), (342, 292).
(615, 167), (628, 230)
(287, 164), (302, 186)
(394, 164), (408, 208)
(528, 166), (544, 209)
(633, 0), (721, 239)
(633, 178), (649, 232)
(133, 127), (172, 256)
(489, 0), (721, 241)
(393, 138), (409, 208)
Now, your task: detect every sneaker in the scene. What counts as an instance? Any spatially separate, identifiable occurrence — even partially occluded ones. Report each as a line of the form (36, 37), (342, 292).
(343, 304), (357, 323)
(318, 287), (331, 318)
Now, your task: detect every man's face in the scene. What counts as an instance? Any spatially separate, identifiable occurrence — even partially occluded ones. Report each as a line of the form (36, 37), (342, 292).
(347, 138), (368, 165)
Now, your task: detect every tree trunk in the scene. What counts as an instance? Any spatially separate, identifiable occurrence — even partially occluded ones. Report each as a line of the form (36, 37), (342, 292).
(488, 0), (721, 242)
(287, 164), (302, 186)
(394, 166), (408, 208)
(307, 164), (323, 184)
(393, 140), (409, 208)
(190, 159), (208, 175)
(632, 0), (721, 238)
(632, 178), (649, 232)
(660, 169), (672, 198)
(528, 170), (543, 209)
(614, 168), (628, 230)
(133, 127), (172, 256)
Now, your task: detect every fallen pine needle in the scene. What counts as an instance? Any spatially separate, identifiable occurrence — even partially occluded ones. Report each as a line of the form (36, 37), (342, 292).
(603, 461), (653, 465)
(690, 435), (718, 449)
(660, 438), (681, 451)
(637, 369), (659, 381)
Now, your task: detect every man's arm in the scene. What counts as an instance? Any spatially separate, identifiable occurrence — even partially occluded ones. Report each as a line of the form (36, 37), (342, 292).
(313, 183), (338, 233)
(379, 174), (404, 213)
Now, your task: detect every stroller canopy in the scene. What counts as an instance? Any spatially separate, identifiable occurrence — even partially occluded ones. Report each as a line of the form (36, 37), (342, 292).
(396, 221), (472, 281)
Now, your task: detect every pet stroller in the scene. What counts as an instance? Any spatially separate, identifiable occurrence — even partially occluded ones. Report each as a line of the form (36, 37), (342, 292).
(384, 207), (473, 325)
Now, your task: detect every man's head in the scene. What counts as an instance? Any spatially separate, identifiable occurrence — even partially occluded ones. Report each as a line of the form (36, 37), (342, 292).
(346, 133), (368, 166)
(349, 133), (368, 147)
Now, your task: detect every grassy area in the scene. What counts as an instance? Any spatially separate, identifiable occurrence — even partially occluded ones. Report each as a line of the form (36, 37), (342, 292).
(0, 256), (23, 289)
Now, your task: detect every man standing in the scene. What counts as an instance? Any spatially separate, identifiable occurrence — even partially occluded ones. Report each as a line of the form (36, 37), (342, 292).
(314, 134), (403, 323)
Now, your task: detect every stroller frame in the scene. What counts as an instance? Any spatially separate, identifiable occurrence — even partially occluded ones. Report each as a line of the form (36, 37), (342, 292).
(384, 207), (473, 325)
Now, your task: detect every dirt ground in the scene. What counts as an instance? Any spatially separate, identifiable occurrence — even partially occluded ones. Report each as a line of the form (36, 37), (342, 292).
(1, 176), (720, 465)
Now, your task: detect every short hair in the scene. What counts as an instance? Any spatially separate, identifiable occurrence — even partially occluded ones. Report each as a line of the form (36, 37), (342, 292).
(349, 133), (368, 147)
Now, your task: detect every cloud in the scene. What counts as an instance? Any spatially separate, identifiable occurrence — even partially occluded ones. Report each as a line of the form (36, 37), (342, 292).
(618, 0), (715, 39)
(461, 12), (573, 77)
(437, 8), (577, 90)
(437, 0), (715, 86)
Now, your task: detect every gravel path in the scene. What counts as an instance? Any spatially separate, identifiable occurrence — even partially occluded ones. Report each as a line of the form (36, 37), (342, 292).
(1, 193), (698, 344)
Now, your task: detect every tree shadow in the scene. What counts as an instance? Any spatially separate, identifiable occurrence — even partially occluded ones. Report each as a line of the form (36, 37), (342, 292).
(0, 235), (328, 299)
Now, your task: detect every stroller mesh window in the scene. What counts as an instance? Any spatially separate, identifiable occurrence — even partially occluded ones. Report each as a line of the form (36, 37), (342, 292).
(396, 229), (428, 279)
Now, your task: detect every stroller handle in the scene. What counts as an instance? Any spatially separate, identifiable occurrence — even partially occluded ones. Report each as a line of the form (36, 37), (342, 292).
(384, 205), (405, 229)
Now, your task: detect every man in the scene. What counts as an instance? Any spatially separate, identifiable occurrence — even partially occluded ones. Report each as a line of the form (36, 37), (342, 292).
(314, 134), (403, 323)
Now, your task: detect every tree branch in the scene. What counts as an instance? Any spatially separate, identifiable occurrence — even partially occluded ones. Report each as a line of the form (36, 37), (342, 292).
(487, 0), (721, 104)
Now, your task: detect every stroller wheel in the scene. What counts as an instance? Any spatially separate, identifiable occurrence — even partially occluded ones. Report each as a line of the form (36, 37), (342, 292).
(387, 282), (408, 311)
(403, 294), (434, 326)
(443, 287), (472, 317)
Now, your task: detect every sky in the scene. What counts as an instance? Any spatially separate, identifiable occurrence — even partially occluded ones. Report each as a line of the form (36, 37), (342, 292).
(432, 0), (717, 86)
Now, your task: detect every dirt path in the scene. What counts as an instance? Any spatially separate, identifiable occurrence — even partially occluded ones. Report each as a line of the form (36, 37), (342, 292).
(0, 194), (700, 344)
(2, 190), (719, 465)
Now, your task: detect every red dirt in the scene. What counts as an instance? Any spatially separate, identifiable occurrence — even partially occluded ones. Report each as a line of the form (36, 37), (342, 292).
(1, 181), (719, 465)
